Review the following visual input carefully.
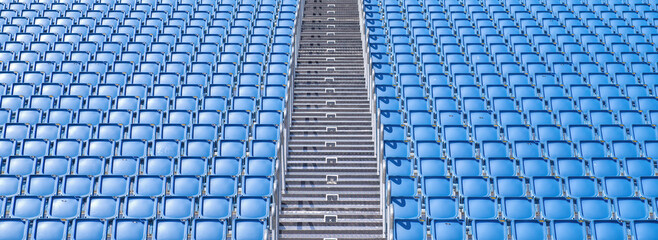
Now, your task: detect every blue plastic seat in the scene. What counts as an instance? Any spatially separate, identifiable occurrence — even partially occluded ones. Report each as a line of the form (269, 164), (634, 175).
(551, 220), (586, 240)
(472, 220), (506, 240)
(237, 196), (270, 219)
(579, 197), (612, 220)
(10, 196), (43, 219)
(460, 177), (490, 197)
(393, 220), (426, 240)
(153, 220), (188, 240)
(232, 219), (265, 240)
(512, 220), (546, 240)
(25, 175), (57, 196)
(113, 219), (147, 240)
(70, 219), (106, 240)
(494, 177), (525, 197)
(192, 219), (226, 240)
(617, 197), (650, 220)
(32, 219), (67, 240)
(133, 175), (165, 197)
(161, 196), (194, 219)
(0, 175), (21, 196)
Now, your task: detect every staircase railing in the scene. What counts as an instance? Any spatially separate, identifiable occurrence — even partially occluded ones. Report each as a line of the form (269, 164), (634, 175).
(357, 0), (387, 237)
(271, 0), (304, 238)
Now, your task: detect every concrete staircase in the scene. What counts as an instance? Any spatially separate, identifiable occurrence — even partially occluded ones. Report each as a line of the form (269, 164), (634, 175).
(277, 0), (384, 238)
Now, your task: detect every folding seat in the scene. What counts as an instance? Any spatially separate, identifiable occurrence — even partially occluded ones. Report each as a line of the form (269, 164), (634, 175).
(134, 110), (162, 125)
(233, 219), (266, 240)
(129, 124), (156, 141)
(518, 156), (553, 177)
(555, 157), (586, 177)
(500, 197), (535, 220)
(31, 219), (67, 240)
(152, 219), (189, 240)
(564, 175), (599, 198)
(608, 96), (634, 111)
(616, 197), (650, 220)
(565, 124), (595, 142)
(546, 141), (574, 159)
(14, 108), (41, 125)
(393, 220), (426, 240)
(630, 125), (657, 142)
(551, 220), (586, 240)
(173, 96), (198, 111)
(3, 123), (30, 140)
(491, 97), (517, 112)
(501, 125), (532, 143)
(135, 154), (173, 175)
(106, 157), (139, 176)
(590, 110), (615, 126)
(25, 175), (57, 196)
(536, 124), (563, 142)
(11, 83), (35, 98)
(20, 139), (48, 159)
(170, 175), (201, 197)
(10, 196), (43, 219)
(118, 139), (147, 157)
(594, 175), (629, 198)
(242, 175), (273, 197)
(512, 85), (537, 99)
(460, 176), (491, 197)
(87, 95), (113, 112)
(637, 96), (658, 112)
(65, 124), (92, 141)
(480, 140), (508, 159)
(624, 156), (654, 177)
(67, 84), (93, 100)
(584, 220), (627, 240)
(47, 196), (81, 219)
(190, 219), (227, 240)
(0, 219), (28, 240)
(631, 220), (658, 240)
(619, 109), (645, 127)
(53, 139), (82, 158)
(609, 140), (639, 160)
(125, 175), (163, 197)
(151, 139), (181, 158)
(236, 196), (270, 220)
(637, 176), (658, 199)
(172, 156), (209, 176)
(541, 197), (574, 220)
(577, 96), (603, 112)
(426, 197), (457, 219)
(96, 124), (123, 141)
(155, 196), (193, 220)
(464, 196), (499, 222)
(95, 175), (129, 197)
(387, 177), (418, 198)
(113, 219), (147, 240)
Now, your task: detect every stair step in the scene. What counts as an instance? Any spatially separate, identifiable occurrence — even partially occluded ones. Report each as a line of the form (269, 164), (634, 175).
(278, 0), (382, 237)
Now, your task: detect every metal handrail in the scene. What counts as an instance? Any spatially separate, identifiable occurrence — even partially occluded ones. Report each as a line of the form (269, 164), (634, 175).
(271, 0), (304, 238)
(357, 0), (388, 237)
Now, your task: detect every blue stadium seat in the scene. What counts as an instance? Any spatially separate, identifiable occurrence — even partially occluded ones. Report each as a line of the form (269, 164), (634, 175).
(154, 220), (188, 240)
(71, 219), (107, 240)
(192, 219), (227, 240)
(591, 220), (627, 240)
(32, 219), (68, 240)
(393, 219), (426, 240)
(551, 220), (586, 240)
(113, 219), (147, 240)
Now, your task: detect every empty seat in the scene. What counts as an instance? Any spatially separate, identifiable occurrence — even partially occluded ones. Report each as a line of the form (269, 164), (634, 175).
(393, 220), (426, 240)
(551, 220), (586, 240)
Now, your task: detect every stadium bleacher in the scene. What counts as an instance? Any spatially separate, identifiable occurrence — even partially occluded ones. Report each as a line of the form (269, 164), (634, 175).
(0, 0), (297, 237)
(1, 0), (658, 237)
(364, 0), (658, 238)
